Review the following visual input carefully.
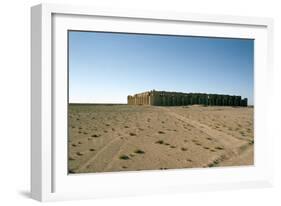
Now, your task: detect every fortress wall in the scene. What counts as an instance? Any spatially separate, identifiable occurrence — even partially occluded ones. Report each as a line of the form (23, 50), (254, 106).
(169, 95), (172, 106)
(198, 94), (207, 105)
(241, 98), (248, 107)
(155, 94), (159, 106)
(208, 95), (213, 105)
(161, 94), (164, 106)
(145, 94), (148, 105)
(186, 95), (191, 105)
(222, 95), (228, 106)
(181, 95), (185, 105)
(175, 95), (178, 106)
(127, 91), (248, 107)
(159, 94), (163, 106)
(153, 93), (156, 105)
(229, 96), (234, 106)
(235, 96), (242, 106)
(150, 93), (154, 105)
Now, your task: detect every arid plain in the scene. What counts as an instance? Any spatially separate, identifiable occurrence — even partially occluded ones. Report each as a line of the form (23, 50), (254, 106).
(68, 104), (254, 173)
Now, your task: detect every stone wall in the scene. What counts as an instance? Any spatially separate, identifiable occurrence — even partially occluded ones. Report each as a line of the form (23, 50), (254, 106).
(127, 90), (248, 107)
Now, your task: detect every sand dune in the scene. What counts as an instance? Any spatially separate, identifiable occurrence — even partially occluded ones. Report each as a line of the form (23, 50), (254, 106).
(68, 104), (254, 173)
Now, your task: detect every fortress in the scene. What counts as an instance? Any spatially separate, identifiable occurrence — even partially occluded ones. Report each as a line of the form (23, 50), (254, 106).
(127, 90), (248, 107)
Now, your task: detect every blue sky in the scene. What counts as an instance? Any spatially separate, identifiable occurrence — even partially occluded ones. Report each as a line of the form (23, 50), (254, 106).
(69, 31), (254, 105)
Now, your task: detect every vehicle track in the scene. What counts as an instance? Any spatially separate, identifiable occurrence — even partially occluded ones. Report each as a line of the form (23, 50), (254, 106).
(160, 107), (249, 161)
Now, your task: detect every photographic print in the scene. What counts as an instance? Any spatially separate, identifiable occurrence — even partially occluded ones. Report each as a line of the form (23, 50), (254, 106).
(68, 31), (254, 174)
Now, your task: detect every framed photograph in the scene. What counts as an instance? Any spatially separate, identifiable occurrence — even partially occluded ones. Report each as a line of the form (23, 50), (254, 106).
(31, 3), (274, 201)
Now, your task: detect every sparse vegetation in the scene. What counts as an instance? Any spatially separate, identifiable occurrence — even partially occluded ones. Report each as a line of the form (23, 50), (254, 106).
(91, 134), (100, 138)
(134, 149), (145, 154)
(76, 152), (84, 156)
(155, 140), (164, 144)
(119, 155), (130, 160)
(240, 131), (246, 136)
(215, 146), (224, 150)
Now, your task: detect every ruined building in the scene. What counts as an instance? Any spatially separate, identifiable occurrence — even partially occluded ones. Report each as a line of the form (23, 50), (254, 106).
(127, 90), (248, 107)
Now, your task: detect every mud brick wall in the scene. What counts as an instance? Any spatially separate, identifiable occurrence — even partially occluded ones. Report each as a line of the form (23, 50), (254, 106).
(127, 90), (248, 107)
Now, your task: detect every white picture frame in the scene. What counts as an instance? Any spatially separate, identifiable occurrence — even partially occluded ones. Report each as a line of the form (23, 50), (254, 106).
(31, 3), (274, 202)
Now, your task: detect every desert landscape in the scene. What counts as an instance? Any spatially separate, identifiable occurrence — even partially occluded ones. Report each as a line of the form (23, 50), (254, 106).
(68, 104), (254, 173)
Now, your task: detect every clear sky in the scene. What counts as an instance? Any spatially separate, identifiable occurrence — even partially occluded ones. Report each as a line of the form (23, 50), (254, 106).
(69, 31), (254, 105)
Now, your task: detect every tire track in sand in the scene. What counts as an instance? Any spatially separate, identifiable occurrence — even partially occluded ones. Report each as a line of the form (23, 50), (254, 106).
(76, 136), (125, 173)
(160, 107), (246, 156)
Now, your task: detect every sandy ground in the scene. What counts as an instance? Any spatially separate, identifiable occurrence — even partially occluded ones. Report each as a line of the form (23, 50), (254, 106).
(68, 104), (254, 173)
